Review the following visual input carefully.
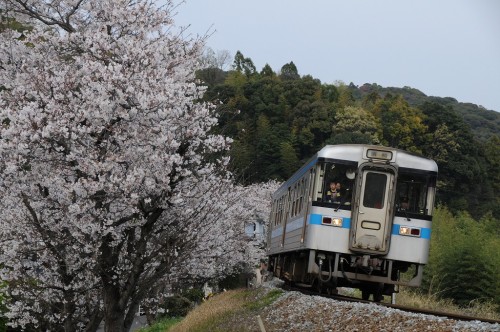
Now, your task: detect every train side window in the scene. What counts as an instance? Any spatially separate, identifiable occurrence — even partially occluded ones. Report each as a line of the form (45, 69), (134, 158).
(274, 199), (279, 226)
(276, 199), (280, 224)
(270, 200), (274, 226)
(276, 200), (280, 225)
(295, 182), (301, 215)
(293, 183), (298, 216)
(298, 178), (305, 214)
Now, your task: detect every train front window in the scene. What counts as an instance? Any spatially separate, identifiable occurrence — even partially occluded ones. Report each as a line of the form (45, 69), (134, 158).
(315, 162), (356, 207)
(396, 172), (436, 216)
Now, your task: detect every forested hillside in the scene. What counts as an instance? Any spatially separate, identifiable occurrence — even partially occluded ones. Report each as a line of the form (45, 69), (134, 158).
(198, 51), (500, 219)
(353, 83), (500, 142)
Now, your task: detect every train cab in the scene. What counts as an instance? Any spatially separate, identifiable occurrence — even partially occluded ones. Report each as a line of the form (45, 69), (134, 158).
(267, 144), (438, 300)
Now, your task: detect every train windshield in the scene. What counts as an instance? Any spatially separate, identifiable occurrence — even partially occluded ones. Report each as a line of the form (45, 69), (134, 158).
(314, 161), (356, 208)
(395, 171), (437, 217)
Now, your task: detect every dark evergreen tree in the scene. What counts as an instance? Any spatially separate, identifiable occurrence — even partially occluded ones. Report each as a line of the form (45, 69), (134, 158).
(233, 50), (257, 77)
(420, 102), (486, 215)
(279, 61), (300, 80)
(260, 63), (276, 77)
(322, 84), (339, 103)
(196, 67), (227, 86)
(280, 142), (300, 178)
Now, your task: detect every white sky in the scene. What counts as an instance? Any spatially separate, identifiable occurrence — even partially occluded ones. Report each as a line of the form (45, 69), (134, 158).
(174, 0), (500, 112)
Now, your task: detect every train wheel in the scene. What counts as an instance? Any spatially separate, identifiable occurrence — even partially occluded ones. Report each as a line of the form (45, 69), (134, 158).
(373, 283), (384, 302)
(361, 288), (370, 300)
(326, 286), (338, 295)
(311, 278), (324, 294)
(361, 283), (384, 301)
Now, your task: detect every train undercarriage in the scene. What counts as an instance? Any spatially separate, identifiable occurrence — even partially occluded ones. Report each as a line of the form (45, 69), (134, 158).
(268, 249), (424, 302)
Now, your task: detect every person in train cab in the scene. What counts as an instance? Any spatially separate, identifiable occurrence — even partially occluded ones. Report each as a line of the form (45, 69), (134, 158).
(334, 182), (347, 203)
(343, 182), (353, 203)
(325, 181), (341, 202)
(400, 196), (410, 210)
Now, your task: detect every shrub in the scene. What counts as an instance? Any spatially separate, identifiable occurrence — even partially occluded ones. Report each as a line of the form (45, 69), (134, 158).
(423, 207), (500, 308)
(159, 296), (193, 318)
(182, 288), (204, 304)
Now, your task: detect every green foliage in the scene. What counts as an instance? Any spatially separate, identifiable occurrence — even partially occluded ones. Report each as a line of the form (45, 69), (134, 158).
(244, 289), (284, 310)
(159, 296), (193, 318)
(0, 15), (32, 34)
(322, 84), (339, 103)
(326, 131), (374, 145)
(424, 123), (459, 164)
(218, 271), (249, 290)
(280, 142), (300, 176)
(371, 95), (427, 153)
(181, 288), (205, 304)
(196, 67), (226, 86)
(137, 317), (182, 332)
(279, 61), (300, 80)
(419, 102), (490, 217)
(333, 105), (381, 144)
(423, 207), (500, 309)
(336, 84), (356, 109)
(260, 64), (276, 77)
(233, 51), (256, 77)
(357, 83), (500, 142)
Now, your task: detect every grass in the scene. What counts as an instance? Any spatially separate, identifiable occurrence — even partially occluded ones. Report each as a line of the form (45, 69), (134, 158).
(339, 286), (500, 321)
(153, 287), (285, 332)
(244, 288), (284, 310)
(168, 289), (254, 332)
(395, 288), (500, 321)
(137, 317), (183, 332)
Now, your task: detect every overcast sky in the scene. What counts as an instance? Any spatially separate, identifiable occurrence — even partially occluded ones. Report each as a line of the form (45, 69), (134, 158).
(174, 0), (500, 112)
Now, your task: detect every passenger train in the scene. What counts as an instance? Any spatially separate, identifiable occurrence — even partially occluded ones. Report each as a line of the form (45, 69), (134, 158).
(267, 144), (438, 301)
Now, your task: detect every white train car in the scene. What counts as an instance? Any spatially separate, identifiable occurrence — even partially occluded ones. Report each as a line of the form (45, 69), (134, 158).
(267, 144), (438, 300)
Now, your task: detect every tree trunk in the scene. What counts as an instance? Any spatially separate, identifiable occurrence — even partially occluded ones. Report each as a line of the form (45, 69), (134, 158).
(103, 284), (126, 332)
(123, 299), (141, 332)
(63, 300), (76, 332)
(85, 309), (104, 332)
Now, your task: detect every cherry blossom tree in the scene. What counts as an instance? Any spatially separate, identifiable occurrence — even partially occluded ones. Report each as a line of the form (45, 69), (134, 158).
(140, 180), (279, 321)
(0, 0), (254, 331)
(174, 181), (280, 284)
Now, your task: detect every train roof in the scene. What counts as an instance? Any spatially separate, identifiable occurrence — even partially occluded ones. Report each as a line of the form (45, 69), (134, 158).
(317, 144), (438, 172)
(273, 144), (437, 197)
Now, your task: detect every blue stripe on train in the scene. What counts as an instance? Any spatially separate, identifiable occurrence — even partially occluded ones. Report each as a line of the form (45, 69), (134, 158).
(309, 214), (431, 239)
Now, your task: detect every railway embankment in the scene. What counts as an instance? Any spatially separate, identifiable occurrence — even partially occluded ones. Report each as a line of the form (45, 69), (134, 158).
(158, 279), (500, 332)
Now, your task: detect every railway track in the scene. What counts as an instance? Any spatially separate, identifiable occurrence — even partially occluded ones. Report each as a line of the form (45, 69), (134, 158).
(281, 284), (500, 325)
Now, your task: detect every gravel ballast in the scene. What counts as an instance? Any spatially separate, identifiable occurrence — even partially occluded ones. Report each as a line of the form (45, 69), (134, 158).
(258, 282), (500, 332)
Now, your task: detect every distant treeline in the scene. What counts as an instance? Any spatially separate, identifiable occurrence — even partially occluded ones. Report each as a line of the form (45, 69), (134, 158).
(198, 51), (500, 219)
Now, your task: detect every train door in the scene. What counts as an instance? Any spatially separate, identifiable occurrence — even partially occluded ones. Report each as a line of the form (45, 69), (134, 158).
(350, 164), (397, 254)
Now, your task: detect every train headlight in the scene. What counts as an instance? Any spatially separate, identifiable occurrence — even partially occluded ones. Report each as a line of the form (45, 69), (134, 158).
(322, 216), (343, 227)
(399, 226), (421, 237)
